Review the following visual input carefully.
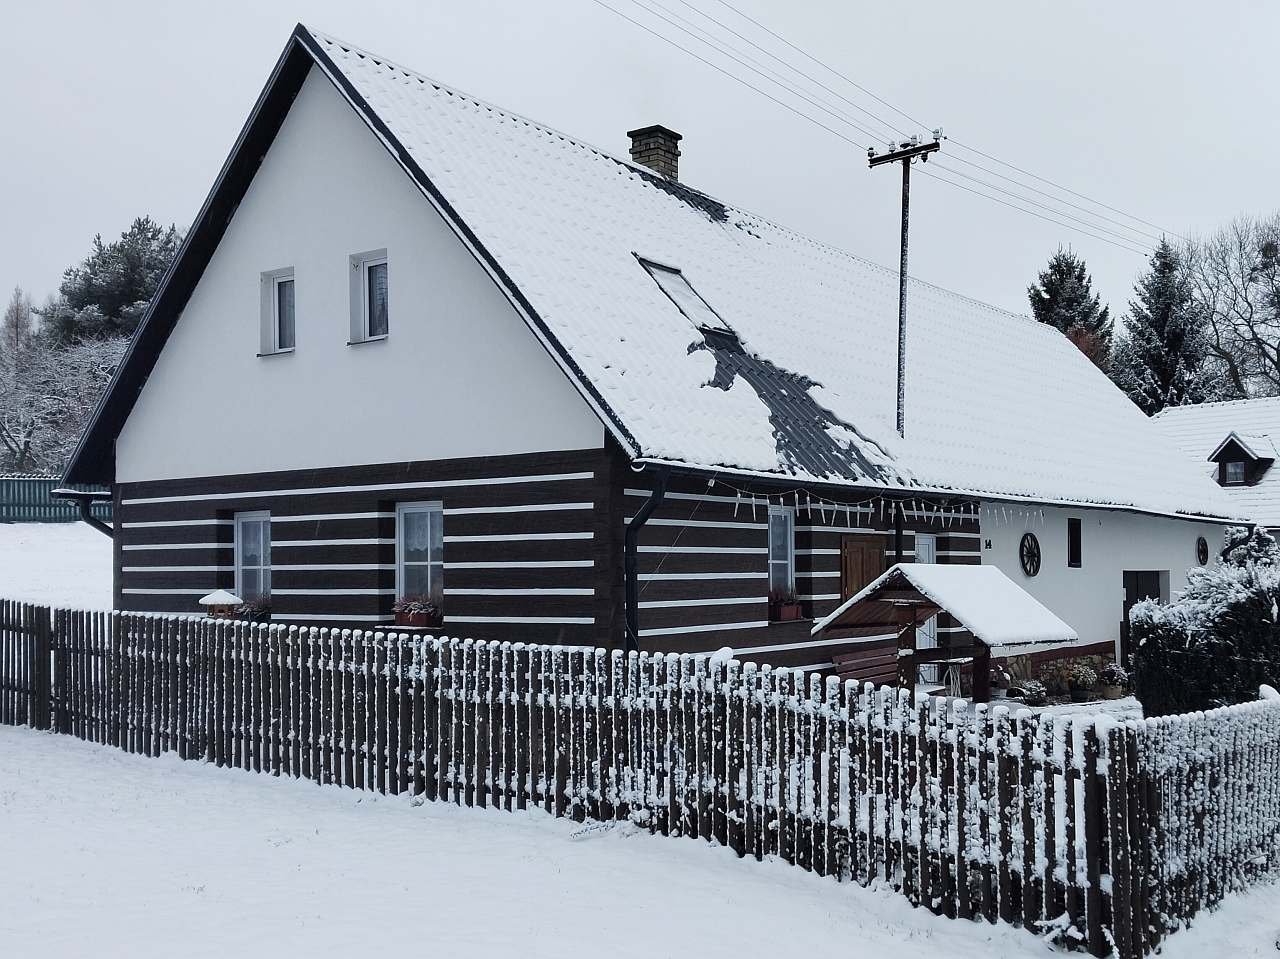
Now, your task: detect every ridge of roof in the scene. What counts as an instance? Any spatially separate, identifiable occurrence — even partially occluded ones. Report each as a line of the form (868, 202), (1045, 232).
(1154, 395), (1280, 419)
(306, 25), (1044, 336)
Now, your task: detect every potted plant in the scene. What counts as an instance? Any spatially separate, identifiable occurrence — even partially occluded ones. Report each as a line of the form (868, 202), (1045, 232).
(234, 599), (272, 623)
(1099, 662), (1128, 700)
(768, 588), (803, 622)
(1014, 679), (1048, 708)
(393, 597), (442, 629)
(990, 663), (1012, 699)
(1067, 663), (1098, 703)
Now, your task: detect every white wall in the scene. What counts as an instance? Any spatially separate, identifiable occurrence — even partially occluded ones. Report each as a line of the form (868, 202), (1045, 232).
(981, 503), (1227, 653)
(116, 66), (604, 482)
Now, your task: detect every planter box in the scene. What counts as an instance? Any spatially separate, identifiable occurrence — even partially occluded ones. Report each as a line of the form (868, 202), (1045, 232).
(1069, 687), (1094, 703)
(395, 610), (441, 629)
(769, 601), (804, 623)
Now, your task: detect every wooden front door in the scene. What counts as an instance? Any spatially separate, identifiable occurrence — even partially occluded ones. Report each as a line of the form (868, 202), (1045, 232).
(1120, 570), (1163, 663)
(841, 535), (886, 601)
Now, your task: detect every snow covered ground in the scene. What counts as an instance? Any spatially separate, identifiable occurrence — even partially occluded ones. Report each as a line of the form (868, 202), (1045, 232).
(0, 521), (113, 608)
(2, 725), (1278, 959)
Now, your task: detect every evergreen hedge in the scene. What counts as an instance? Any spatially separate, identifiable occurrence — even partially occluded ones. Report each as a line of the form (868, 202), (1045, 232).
(1132, 527), (1280, 717)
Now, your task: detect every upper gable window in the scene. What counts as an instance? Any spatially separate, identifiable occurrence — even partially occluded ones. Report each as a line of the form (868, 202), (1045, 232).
(1225, 461), (1247, 485)
(349, 248), (389, 343)
(259, 267), (295, 355)
(639, 259), (733, 335)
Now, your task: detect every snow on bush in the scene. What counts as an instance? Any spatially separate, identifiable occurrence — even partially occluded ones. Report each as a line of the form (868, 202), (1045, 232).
(1132, 526), (1280, 717)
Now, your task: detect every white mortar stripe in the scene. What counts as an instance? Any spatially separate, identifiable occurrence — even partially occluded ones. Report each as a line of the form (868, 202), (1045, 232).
(274, 613), (392, 623)
(445, 502), (593, 515)
(444, 532), (592, 543)
(122, 588), (208, 595)
(796, 571), (840, 579)
(273, 538), (395, 547)
(273, 588), (397, 595)
(123, 566), (232, 573)
(639, 620), (768, 637)
(937, 551), (982, 558)
(796, 526), (883, 535)
(796, 662), (836, 672)
(445, 588), (594, 596)
(731, 635), (895, 655)
(797, 593), (840, 602)
(638, 596), (766, 609)
(624, 487), (745, 505)
(636, 546), (766, 554)
(625, 516), (767, 530)
(272, 564), (393, 570)
(444, 560), (594, 569)
(121, 471), (596, 505)
(638, 572), (767, 581)
(795, 549), (840, 556)
(273, 512), (394, 522)
(446, 615), (595, 625)
(121, 519), (232, 529)
(122, 543), (229, 551)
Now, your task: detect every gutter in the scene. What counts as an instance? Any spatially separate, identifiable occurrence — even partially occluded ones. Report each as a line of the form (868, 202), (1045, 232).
(624, 466), (669, 653)
(51, 488), (113, 539)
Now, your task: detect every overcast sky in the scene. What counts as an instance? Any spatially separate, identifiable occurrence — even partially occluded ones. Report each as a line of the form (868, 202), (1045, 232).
(2, 0), (1276, 321)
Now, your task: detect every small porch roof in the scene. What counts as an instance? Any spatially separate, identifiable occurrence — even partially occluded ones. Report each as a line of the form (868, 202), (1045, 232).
(811, 563), (1079, 657)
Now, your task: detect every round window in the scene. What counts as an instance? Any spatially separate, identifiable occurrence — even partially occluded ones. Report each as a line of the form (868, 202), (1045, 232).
(1019, 532), (1042, 577)
(1196, 536), (1209, 566)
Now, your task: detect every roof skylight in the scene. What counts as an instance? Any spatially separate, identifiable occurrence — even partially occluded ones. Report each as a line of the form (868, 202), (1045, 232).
(639, 259), (734, 335)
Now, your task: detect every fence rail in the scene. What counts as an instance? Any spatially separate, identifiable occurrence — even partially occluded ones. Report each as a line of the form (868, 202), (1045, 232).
(0, 476), (112, 523)
(2, 600), (1279, 957)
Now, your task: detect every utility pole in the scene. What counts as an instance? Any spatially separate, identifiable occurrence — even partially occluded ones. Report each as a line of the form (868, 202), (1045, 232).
(868, 135), (941, 439)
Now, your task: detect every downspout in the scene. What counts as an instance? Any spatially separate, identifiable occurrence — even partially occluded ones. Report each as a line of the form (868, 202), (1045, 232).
(51, 488), (113, 539)
(624, 466), (669, 653)
(893, 498), (905, 564)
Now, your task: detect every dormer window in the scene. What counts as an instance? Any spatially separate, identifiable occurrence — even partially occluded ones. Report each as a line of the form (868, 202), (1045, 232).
(638, 257), (734, 335)
(1225, 461), (1246, 485)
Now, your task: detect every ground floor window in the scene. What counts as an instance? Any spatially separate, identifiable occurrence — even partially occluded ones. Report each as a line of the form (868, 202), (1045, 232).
(233, 510), (271, 602)
(768, 505), (796, 620)
(396, 501), (444, 606)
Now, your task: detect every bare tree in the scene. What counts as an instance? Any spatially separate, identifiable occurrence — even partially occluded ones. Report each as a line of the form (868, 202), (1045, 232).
(0, 334), (126, 473)
(1, 286), (33, 357)
(1184, 213), (1280, 397)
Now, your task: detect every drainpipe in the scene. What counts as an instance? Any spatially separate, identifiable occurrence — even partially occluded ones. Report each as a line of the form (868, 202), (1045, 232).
(51, 488), (113, 539)
(893, 498), (905, 564)
(624, 466), (669, 653)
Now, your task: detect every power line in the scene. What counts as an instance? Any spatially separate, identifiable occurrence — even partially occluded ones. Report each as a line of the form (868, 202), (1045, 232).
(698, 0), (1184, 241)
(588, 0), (869, 149)
(627, 0), (890, 143)
(916, 167), (1149, 256)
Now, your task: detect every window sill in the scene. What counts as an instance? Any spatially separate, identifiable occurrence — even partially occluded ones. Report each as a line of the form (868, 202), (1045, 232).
(347, 334), (389, 347)
(257, 347), (295, 358)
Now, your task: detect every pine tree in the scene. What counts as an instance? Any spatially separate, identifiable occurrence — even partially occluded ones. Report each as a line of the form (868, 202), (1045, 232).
(1110, 239), (1216, 414)
(1027, 247), (1113, 368)
(39, 216), (182, 344)
(1, 286), (34, 356)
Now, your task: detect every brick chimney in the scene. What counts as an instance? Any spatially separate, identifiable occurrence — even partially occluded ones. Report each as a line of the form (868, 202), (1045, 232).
(627, 125), (682, 180)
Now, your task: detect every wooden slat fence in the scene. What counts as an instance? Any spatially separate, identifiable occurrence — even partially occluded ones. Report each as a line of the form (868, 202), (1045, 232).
(3, 603), (1280, 958)
(0, 476), (112, 523)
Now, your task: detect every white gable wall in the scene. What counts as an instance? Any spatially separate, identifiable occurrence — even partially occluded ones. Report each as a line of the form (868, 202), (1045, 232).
(981, 504), (1228, 654)
(116, 66), (605, 483)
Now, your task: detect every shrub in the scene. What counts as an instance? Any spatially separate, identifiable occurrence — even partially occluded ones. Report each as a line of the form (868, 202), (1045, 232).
(1099, 662), (1128, 688)
(234, 600), (271, 623)
(1016, 679), (1048, 707)
(1067, 663), (1097, 690)
(1132, 527), (1280, 717)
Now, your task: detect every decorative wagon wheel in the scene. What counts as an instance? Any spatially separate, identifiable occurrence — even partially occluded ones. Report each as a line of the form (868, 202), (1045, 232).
(1196, 536), (1209, 566)
(1019, 532), (1042, 577)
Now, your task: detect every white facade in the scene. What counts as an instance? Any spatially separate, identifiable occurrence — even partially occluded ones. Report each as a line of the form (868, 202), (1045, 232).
(116, 66), (605, 483)
(981, 504), (1228, 655)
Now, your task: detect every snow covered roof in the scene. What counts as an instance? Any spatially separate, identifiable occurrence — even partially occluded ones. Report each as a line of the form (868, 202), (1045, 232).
(812, 563), (1079, 656)
(63, 25), (1242, 523)
(1154, 398), (1280, 526)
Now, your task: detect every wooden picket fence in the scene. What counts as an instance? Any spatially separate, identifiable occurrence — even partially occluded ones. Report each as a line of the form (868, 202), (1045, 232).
(3, 600), (1280, 957)
(0, 475), (112, 523)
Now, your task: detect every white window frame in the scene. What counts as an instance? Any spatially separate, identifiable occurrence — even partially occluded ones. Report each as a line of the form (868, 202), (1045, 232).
(395, 501), (444, 603)
(349, 248), (389, 344)
(767, 505), (796, 596)
(258, 267), (295, 356)
(233, 510), (272, 602)
(1225, 460), (1246, 485)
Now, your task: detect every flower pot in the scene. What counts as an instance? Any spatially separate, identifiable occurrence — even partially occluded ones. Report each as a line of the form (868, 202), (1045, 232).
(396, 610), (433, 628)
(991, 689), (1008, 700)
(1101, 684), (1124, 700)
(770, 602), (803, 622)
(1069, 687), (1093, 703)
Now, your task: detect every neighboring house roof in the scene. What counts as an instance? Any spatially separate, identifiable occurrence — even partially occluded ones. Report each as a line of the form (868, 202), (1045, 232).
(812, 563), (1079, 656)
(1153, 397), (1280, 526)
(63, 25), (1239, 522)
